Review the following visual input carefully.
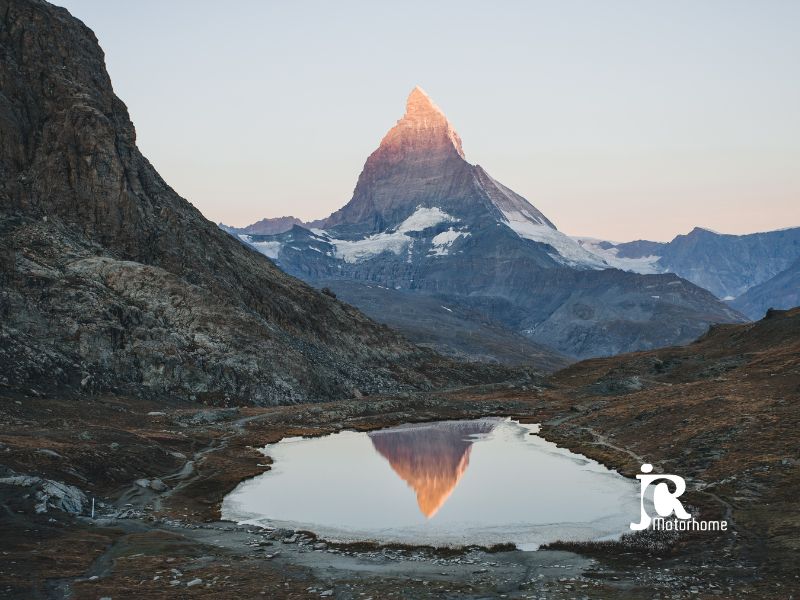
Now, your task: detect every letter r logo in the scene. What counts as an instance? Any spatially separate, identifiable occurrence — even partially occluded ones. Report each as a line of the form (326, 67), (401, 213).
(630, 463), (692, 530)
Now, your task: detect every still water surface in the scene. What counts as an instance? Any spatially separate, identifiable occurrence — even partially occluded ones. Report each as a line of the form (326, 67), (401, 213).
(222, 418), (640, 549)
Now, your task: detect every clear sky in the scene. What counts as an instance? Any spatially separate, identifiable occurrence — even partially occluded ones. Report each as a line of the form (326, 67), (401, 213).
(57, 0), (799, 242)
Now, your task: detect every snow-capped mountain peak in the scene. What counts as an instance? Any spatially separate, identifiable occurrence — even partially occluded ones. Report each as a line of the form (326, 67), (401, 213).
(225, 87), (745, 359)
(241, 87), (616, 270)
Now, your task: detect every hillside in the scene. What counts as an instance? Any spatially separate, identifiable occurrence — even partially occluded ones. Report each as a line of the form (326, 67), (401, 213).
(317, 279), (571, 369)
(0, 0), (509, 404)
(536, 307), (800, 575)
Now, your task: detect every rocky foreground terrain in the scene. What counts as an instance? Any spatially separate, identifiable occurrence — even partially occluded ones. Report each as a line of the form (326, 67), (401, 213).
(1, 308), (797, 599)
(1, 1), (797, 598)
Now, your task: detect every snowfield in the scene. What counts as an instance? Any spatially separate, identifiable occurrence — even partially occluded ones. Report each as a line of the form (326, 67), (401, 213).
(233, 206), (663, 275)
(498, 209), (608, 269)
(333, 232), (411, 263)
(333, 206), (459, 263)
(573, 237), (663, 275)
(396, 207), (457, 233)
(429, 228), (470, 256)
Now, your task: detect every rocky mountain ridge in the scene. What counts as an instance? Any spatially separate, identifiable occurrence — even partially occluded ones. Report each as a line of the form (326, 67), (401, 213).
(0, 0), (509, 404)
(221, 216), (305, 236)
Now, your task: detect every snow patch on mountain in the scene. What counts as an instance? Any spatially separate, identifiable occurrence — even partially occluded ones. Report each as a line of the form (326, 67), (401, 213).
(334, 232), (410, 263)
(499, 209), (608, 268)
(234, 207), (460, 264)
(574, 238), (663, 274)
(251, 241), (283, 259)
(397, 206), (458, 233)
(331, 206), (459, 263)
(238, 235), (283, 260)
(474, 168), (555, 228)
(429, 228), (470, 256)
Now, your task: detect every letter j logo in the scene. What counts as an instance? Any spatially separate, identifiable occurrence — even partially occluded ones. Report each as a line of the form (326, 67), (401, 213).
(630, 463), (692, 531)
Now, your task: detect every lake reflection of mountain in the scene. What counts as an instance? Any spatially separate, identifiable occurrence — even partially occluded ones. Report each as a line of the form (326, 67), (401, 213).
(223, 418), (641, 548)
(368, 420), (498, 518)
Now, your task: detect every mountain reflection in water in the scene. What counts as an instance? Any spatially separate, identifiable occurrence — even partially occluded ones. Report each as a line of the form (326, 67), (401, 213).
(222, 418), (642, 549)
(368, 420), (498, 518)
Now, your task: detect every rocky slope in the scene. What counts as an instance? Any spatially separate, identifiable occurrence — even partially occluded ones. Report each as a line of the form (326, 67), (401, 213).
(540, 307), (800, 575)
(0, 0), (511, 404)
(313, 279), (571, 369)
(237, 88), (744, 359)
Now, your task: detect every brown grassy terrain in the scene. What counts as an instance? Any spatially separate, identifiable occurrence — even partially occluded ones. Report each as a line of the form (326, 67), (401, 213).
(538, 307), (800, 572)
(1, 310), (798, 598)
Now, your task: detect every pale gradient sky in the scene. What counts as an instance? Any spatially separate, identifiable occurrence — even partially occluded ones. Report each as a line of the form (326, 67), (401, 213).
(57, 0), (799, 242)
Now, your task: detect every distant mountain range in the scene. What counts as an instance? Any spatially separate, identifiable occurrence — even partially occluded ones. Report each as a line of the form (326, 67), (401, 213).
(226, 87), (745, 361)
(225, 217), (800, 324)
(576, 226), (800, 318)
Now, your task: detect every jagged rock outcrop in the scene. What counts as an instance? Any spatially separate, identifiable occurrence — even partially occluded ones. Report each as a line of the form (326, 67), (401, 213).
(0, 0), (510, 403)
(237, 88), (745, 359)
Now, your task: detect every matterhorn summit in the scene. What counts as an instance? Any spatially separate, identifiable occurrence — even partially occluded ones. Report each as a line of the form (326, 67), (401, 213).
(389, 86), (465, 159)
(233, 87), (743, 360)
(323, 86), (580, 258)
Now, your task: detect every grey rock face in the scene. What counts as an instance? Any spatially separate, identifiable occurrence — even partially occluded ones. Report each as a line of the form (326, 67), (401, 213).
(0, 474), (86, 514)
(0, 1), (506, 403)
(240, 89), (745, 359)
(731, 258), (800, 319)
